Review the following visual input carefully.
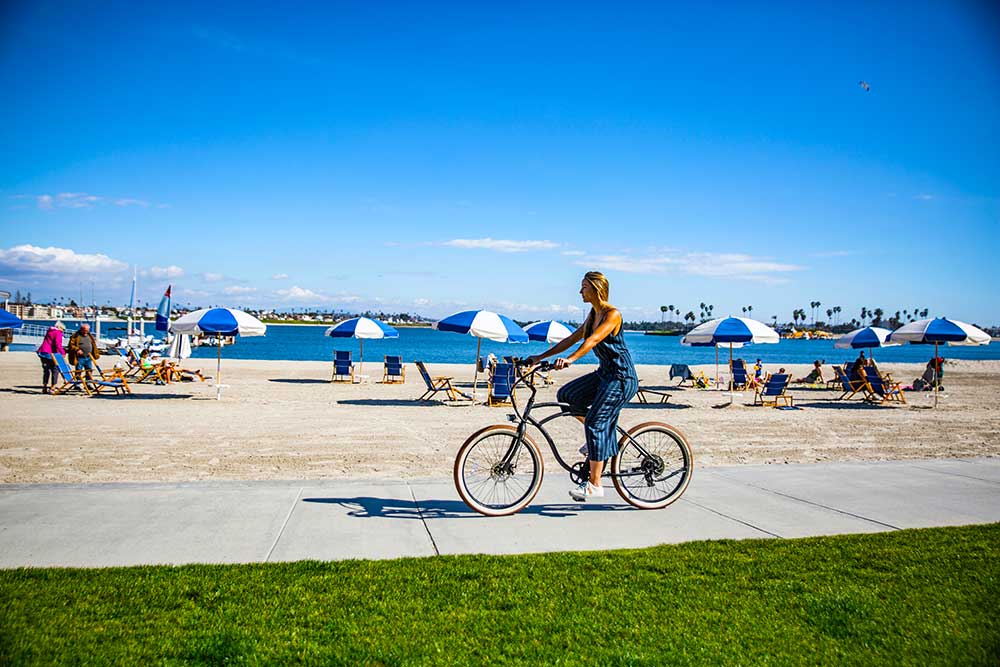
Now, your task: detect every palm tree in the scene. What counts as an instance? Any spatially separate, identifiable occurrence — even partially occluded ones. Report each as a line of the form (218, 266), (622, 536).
(860, 307), (868, 326)
(747, 305), (753, 318)
(826, 308), (833, 327)
(660, 306), (668, 323)
(772, 315), (778, 326)
(873, 308), (884, 325)
(920, 308), (929, 318)
(668, 305), (675, 321)
(685, 311), (696, 326)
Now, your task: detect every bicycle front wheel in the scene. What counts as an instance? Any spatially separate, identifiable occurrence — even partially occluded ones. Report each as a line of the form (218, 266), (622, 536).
(611, 422), (693, 510)
(454, 424), (544, 516)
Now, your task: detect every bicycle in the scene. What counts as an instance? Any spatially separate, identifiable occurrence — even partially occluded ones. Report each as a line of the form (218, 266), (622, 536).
(454, 361), (694, 516)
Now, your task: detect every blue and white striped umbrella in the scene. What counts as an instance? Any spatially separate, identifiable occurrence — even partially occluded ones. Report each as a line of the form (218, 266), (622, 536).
(325, 317), (399, 374)
(0, 308), (23, 329)
(682, 317), (780, 345)
(888, 318), (990, 346)
(434, 309), (528, 401)
(682, 317), (779, 399)
(834, 327), (897, 350)
(171, 307), (267, 399)
(524, 320), (573, 343)
(434, 310), (528, 343)
(889, 317), (990, 406)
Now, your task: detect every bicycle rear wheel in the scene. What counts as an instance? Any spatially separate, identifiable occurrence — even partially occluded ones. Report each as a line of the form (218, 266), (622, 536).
(611, 422), (693, 510)
(454, 424), (544, 516)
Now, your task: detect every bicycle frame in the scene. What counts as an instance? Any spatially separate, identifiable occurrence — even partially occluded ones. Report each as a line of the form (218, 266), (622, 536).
(499, 362), (660, 479)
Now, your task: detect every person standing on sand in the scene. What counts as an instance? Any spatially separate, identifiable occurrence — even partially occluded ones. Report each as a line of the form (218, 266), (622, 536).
(68, 323), (100, 380)
(36, 320), (67, 393)
(525, 271), (638, 502)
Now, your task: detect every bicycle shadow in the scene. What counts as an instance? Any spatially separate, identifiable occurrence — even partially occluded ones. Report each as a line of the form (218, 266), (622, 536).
(302, 496), (635, 519)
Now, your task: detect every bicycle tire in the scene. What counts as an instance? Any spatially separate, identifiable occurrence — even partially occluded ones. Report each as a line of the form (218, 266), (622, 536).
(611, 422), (693, 510)
(454, 424), (544, 517)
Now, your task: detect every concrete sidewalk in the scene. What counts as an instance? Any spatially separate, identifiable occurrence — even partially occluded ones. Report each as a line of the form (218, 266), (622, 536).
(2, 458), (998, 568)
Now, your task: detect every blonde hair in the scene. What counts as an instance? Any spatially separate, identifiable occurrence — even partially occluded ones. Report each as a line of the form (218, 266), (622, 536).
(583, 271), (611, 337)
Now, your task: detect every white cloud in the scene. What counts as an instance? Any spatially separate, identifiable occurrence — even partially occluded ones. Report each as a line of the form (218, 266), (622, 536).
(0, 244), (128, 274)
(413, 298), (431, 306)
(202, 272), (225, 282)
(561, 250), (586, 256)
(275, 286), (332, 302)
(147, 265), (185, 279)
(26, 192), (166, 210)
(443, 238), (559, 253)
(573, 249), (803, 283)
(271, 273), (289, 280)
(223, 286), (257, 295)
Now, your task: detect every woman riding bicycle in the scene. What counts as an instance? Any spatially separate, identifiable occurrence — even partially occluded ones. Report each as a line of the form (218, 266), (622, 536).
(525, 271), (638, 501)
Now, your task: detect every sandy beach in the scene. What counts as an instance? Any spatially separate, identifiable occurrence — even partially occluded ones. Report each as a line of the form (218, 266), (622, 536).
(1, 351), (998, 485)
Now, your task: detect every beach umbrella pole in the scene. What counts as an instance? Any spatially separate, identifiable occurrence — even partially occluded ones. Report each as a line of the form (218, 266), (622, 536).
(216, 338), (223, 400)
(715, 346), (719, 389)
(934, 341), (939, 408)
(473, 337), (482, 402)
(359, 339), (364, 377)
(728, 343), (734, 405)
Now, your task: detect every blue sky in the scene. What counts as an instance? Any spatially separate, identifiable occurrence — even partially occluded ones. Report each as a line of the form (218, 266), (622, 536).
(1, 1), (998, 324)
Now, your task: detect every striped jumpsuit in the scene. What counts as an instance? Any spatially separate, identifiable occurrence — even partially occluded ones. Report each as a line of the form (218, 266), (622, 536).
(556, 327), (639, 461)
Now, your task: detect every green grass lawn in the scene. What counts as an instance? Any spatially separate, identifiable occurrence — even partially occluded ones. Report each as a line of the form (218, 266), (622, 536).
(2, 524), (998, 666)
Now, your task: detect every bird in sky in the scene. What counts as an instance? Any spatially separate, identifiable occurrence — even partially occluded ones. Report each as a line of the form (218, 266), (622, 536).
(859, 80), (871, 92)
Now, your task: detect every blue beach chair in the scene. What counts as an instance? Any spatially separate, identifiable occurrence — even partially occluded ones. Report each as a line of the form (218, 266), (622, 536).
(487, 362), (516, 407)
(863, 366), (906, 405)
(835, 366), (866, 400)
(51, 354), (91, 395)
(382, 355), (405, 384)
(753, 373), (793, 407)
(332, 351), (354, 383)
(730, 359), (751, 391)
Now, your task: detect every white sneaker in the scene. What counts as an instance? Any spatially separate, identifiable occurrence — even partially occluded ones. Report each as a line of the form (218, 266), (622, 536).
(569, 482), (604, 502)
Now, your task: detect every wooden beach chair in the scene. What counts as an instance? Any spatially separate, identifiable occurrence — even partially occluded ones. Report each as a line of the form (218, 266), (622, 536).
(753, 373), (793, 407)
(635, 383), (671, 404)
(332, 351), (355, 383)
(51, 354), (92, 396)
(486, 362), (516, 407)
(415, 361), (465, 401)
(862, 367), (906, 405)
(382, 355), (405, 384)
(834, 366), (867, 401)
(729, 359), (751, 391)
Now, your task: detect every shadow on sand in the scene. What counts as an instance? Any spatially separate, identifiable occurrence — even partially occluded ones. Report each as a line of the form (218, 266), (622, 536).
(268, 378), (329, 384)
(338, 398), (443, 407)
(302, 496), (634, 519)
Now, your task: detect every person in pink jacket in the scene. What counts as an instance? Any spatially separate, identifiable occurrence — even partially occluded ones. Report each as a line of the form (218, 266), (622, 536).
(36, 321), (67, 394)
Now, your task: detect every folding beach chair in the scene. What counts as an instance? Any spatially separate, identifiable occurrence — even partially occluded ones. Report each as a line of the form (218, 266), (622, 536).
(332, 351), (354, 383)
(670, 364), (694, 386)
(826, 365), (844, 390)
(635, 382), (671, 404)
(51, 354), (92, 396)
(415, 361), (466, 401)
(729, 359), (751, 391)
(834, 366), (868, 400)
(753, 373), (793, 407)
(862, 366), (906, 405)
(487, 362), (516, 407)
(382, 355), (405, 384)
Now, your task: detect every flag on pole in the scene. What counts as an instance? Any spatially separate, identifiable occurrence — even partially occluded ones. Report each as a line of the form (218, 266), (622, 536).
(155, 285), (171, 332)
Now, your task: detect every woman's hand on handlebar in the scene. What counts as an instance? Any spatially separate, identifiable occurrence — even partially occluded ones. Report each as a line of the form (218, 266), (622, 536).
(553, 357), (572, 370)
